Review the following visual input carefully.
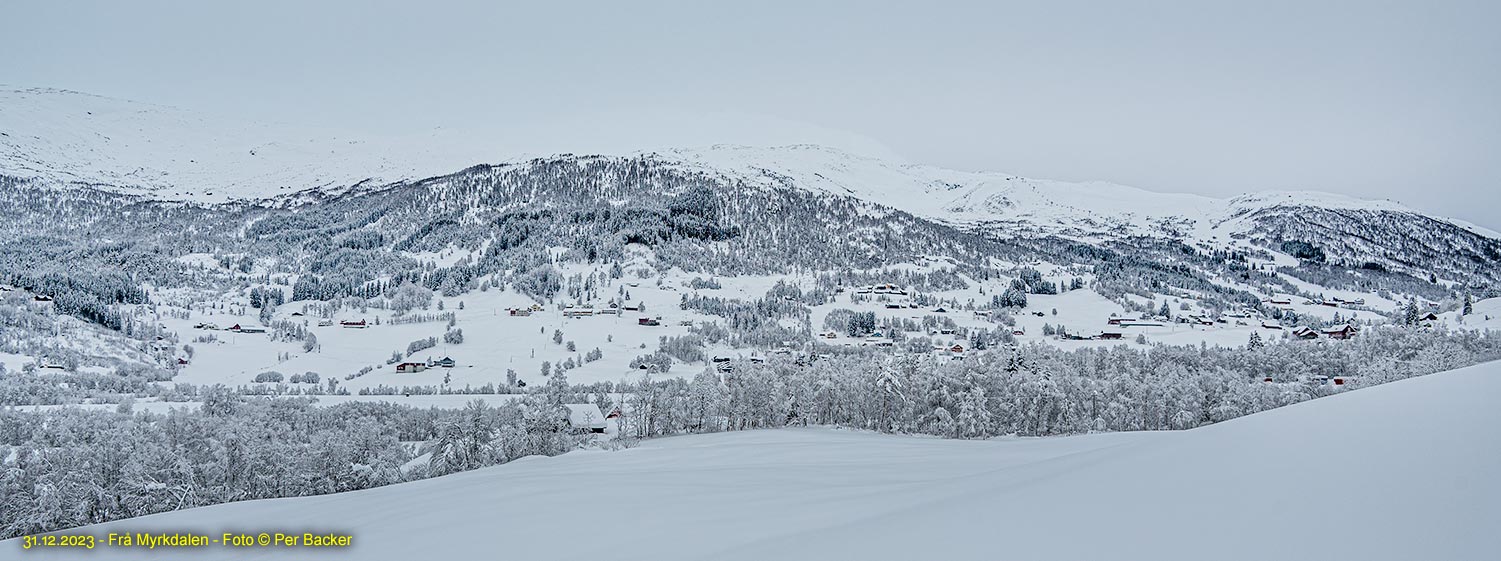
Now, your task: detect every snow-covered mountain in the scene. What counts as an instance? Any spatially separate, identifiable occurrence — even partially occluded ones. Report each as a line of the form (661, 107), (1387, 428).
(5, 86), (1493, 244)
(0, 87), (498, 202)
(3, 86), (1498, 332)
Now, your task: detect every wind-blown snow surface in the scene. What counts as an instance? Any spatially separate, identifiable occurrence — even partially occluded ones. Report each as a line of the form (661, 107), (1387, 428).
(14, 361), (1500, 560)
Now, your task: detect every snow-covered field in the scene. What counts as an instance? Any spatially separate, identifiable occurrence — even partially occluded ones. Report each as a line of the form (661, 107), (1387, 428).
(15, 359), (1499, 560)
(131, 260), (1445, 396)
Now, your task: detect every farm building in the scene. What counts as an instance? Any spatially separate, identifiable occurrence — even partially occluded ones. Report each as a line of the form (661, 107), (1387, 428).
(1292, 326), (1319, 340)
(1322, 324), (1358, 340)
(340, 319), (368, 328)
(564, 403), (608, 433)
(395, 362), (427, 373)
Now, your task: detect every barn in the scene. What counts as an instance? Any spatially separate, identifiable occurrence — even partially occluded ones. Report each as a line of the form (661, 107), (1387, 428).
(564, 404), (608, 433)
(1323, 324), (1358, 340)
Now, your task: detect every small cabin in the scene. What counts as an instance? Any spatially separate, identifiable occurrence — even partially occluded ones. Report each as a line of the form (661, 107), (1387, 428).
(508, 308), (532, 317)
(1098, 332), (1123, 340)
(564, 402), (609, 435)
(637, 317), (660, 326)
(1107, 317), (1138, 326)
(395, 362), (427, 373)
(949, 344), (965, 353)
(1291, 326), (1318, 340)
(429, 357), (456, 368)
(1322, 325), (1357, 340)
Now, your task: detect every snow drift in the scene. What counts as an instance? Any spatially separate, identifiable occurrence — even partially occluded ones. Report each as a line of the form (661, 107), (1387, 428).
(10, 360), (1499, 560)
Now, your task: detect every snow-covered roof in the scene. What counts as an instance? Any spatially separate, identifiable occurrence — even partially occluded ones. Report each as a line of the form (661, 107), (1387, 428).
(563, 403), (607, 429)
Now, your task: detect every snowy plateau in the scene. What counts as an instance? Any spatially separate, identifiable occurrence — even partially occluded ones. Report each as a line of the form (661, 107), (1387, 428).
(1, 87), (1499, 559)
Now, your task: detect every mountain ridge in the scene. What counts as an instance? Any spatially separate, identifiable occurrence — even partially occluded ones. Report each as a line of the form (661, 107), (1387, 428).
(4, 86), (1488, 241)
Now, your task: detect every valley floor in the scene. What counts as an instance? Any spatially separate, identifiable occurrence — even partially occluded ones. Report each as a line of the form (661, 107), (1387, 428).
(9, 361), (1500, 561)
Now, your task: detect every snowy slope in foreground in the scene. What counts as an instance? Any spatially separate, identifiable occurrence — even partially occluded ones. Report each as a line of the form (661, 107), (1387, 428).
(14, 360), (1501, 560)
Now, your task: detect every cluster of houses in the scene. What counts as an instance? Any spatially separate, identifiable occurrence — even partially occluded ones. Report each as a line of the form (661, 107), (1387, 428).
(562, 305), (625, 318)
(195, 318), (364, 332)
(1263, 295), (1367, 309)
(1299, 296), (1367, 308)
(509, 303), (642, 318)
(1287, 324), (1360, 340)
(1106, 316), (1166, 328)
(394, 356), (457, 373)
(1061, 332), (1123, 341)
(195, 323), (268, 334)
(853, 283), (907, 296)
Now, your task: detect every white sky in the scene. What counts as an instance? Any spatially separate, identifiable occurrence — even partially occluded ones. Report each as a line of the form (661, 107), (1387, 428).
(2, 0), (1497, 228)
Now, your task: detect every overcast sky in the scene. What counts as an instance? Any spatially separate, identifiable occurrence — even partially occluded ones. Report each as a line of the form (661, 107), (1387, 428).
(3, 1), (1497, 228)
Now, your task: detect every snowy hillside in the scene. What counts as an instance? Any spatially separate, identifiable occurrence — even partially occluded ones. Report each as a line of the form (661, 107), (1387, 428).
(13, 360), (1499, 560)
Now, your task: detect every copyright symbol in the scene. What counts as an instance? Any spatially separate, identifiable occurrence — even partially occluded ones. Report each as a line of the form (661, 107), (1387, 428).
(258, 533), (270, 546)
